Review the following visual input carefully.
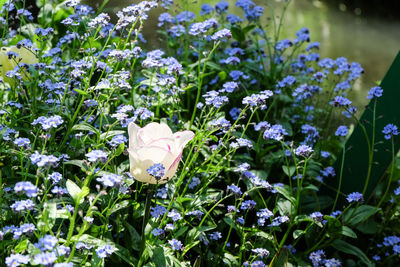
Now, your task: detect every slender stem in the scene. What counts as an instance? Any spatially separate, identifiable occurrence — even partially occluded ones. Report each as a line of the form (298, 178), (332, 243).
(140, 184), (154, 254)
(331, 144), (346, 213)
(377, 138), (395, 208)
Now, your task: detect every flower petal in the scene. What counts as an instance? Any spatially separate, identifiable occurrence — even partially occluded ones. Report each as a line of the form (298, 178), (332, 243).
(128, 122), (141, 147)
(137, 122), (173, 145)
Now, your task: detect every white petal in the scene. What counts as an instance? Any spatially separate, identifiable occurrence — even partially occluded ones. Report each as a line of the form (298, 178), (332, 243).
(173, 130), (195, 149)
(128, 145), (176, 184)
(137, 122), (173, 145)
(128, 122), (141, 148)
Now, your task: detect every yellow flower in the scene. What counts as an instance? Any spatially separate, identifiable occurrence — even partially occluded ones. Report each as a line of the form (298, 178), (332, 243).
(0, 46), (38, 84)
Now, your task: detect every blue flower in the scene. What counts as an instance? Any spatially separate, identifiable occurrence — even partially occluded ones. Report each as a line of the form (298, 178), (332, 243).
(321, 167), (335, 177)
(321, 151), (331, 158)
(215, 1), (229, 13)
(309, 250), (325, 266)
(186, 210), (204, 219)
(346, 192), (363, 203)
(329, 96), (352, 107)
(310, 211), (324, 222)
(151, 205), (167, 218)
(263, 124), (288, 141)
(48, 172), (62, 184)
(96, 245), (114, 258)
(35, 235), (58, 251)
(167, 209), (182, 221)
(200, 4), (214, 15)
(85, 150), (108, 163)
(382, 124), (398, 140)
(5, 254), (30, 267)
(33, 252), (57, 265)
(211, 29), (232, 41)
(14, 181), (38, 197)
(335, 125), (348, 137)
(251, 248), (270, 259)
(146, 163), (165, 180)
(13, 137), (30, 148)
(209, 231), (222, 240)
(227, 184), (242, 196)
(188, 177), (200, 189)
(240, 200), (256, 210)
(226, 14), (243, 24)
(256, 208), (273, 226)
(32, 115), (63, 130)
(11, 199), (35, 212)
(168, 239), (183, 251)
(367, 86), (383, 99)
(152, 228), (164, 236)
(97, 173), (123, 187)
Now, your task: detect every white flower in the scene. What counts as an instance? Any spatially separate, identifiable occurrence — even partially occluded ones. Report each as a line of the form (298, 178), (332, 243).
(128, 122), (194, 184)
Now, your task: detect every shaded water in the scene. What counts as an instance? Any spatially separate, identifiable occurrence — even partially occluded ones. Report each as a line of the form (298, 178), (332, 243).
(85, 0), (400, 108)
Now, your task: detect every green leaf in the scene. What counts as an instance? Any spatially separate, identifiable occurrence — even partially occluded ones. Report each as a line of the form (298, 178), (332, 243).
(331, 240), (373, 266)
(66, 180), (83, 204)
(341, 226), (357, 238)
(270, 248), (289, 267)
(72, 122), (98, 135)
(274, 186), (296, 204)
(152, 246), (166, 267)
(293, 230), (304, 239)
(64, 160), (85, 169)
(206, 61), (222, 71)
(174, 226), (189, 239)
(14, 239), (29, 253)
(222, 253), (239, 266)
(99, 130), (126, 141)
(282, 166), (296, 177)
(230, 26), (245, 42)
(277, 198), (294, 216)
(73, 88), (89, 96)
(115, 143), (125, 157)
(343, 205), (379, 226)
(110, 200), (130, 214)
